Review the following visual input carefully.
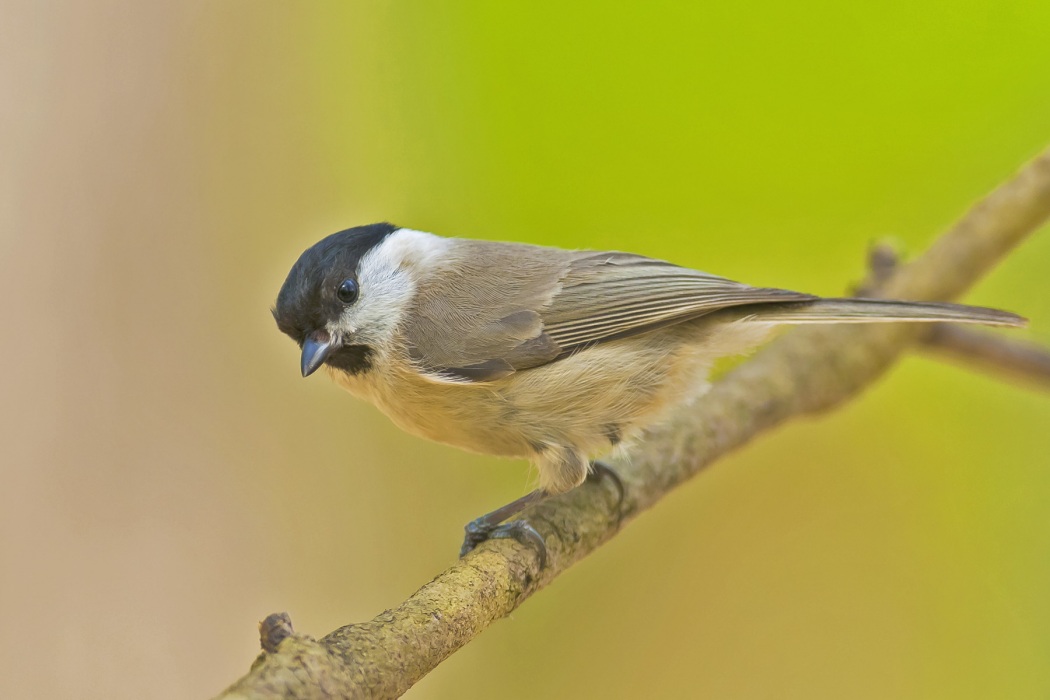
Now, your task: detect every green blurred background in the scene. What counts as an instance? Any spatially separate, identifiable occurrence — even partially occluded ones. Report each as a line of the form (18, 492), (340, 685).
(2, 2), (1049, 698)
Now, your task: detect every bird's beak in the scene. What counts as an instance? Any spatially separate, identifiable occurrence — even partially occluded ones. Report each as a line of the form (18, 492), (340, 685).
(301, 330), (336, 377)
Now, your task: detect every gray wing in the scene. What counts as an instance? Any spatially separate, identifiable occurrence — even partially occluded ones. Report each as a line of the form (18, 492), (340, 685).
(403, 242), (814, 383)
(539, 252), (814, 350)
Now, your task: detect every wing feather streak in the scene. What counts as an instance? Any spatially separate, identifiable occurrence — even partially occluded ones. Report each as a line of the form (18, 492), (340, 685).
(407, 244), (814, 383)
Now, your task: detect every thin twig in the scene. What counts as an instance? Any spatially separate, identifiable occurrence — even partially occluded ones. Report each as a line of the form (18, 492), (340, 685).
(217, 146), (1050, 700)
(861, 241), (1050, 391)
(924, 325), (1050, 389)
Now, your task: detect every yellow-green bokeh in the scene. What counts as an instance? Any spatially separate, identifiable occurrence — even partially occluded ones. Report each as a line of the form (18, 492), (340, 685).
(3, 2), (1048, 698)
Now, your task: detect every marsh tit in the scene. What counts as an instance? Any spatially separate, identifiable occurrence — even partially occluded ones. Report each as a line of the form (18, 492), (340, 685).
(273, 223), (1025, 563)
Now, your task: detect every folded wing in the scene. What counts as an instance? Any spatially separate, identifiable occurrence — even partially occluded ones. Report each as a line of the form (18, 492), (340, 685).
(404, 244), (814, 383)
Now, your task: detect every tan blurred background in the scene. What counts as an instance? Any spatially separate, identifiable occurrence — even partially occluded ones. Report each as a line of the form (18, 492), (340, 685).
(2, 2), (1049, 698)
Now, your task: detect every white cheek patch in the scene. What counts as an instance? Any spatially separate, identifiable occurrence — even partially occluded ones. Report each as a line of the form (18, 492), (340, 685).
(327, 229), (448, 343)
(383, 228), (449, 266)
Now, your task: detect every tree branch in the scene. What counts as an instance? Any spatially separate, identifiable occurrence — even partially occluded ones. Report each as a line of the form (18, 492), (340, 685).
(217, 146), (1050, 700)
(862, 241), (1050, 391)
(922, 325), (1050, 389)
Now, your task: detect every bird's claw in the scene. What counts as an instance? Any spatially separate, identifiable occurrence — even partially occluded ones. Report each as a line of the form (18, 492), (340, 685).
(588, 460), (626, 527)
(460, 518), (548, 568)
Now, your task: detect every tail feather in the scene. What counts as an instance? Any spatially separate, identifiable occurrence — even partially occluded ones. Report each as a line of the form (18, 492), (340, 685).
(740, 298), (1027, 328)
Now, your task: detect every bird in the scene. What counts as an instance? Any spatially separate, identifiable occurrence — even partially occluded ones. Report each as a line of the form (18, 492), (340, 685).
(272, 223), (1026, 564)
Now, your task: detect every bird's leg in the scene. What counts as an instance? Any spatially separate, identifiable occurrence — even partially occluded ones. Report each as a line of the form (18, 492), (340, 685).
(460, 490), (549, 566)
(588, 459), (626, 527)
(459, 460), (626, 566)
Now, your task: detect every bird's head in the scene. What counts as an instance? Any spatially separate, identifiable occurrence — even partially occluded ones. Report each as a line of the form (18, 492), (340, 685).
(273, 223), (400, 377)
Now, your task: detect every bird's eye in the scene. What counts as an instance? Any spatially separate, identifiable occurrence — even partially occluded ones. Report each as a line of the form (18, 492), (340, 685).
(336, 278), (359, 304)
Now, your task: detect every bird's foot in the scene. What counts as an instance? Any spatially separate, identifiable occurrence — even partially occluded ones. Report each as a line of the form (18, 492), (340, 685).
(588, 460), (626, 527)
(460, 517), (548, 568)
